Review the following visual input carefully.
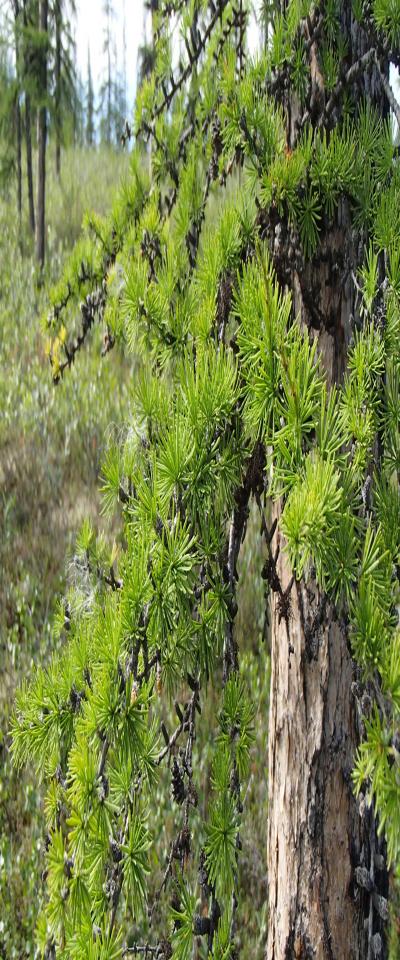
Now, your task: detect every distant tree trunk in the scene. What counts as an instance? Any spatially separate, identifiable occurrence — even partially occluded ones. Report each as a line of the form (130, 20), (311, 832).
(36, 0), (48, 268)
(16, 96), (22, 226)
(266, 9), (390, 959)
(22, 0), (35, 236)
(55, 0), (61, 178)
(86, 46), (95, 146)
(12, 0), (22, 228)
(25, 94), (35, 235)
(122, 0), (127, 121)
(107, 39), (111, 144)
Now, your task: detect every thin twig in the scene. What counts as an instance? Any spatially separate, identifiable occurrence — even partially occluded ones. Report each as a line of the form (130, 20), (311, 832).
(147, 0), (230, 126)
(323, 48), (376, 123)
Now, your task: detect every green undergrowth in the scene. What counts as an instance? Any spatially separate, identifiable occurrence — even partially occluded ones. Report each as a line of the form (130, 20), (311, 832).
(0, 146), (130, 958)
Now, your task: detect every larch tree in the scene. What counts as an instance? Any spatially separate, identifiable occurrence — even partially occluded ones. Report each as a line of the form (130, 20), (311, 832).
(49, 0), (78, 173)
(11, 2), (400, 959)
(0, 4), (22, 214)
(0, 0), (36, 229)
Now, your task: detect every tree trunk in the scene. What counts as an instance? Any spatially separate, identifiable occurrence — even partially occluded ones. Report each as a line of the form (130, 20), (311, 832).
(266, 243), (390, 960)
(13, 0), (22, 229)
(55, 0), (61, 178)
(36, 0), (48, 268)
(107, 40), (112, 145)
(86, 47), (95, 146)
(16, 96), (22, 228)
(25, 94), (35, 235)
(22, 0), (35, 236)
(266, 216), (376, 960)
(266, 9), (390, 959)
(122, 0), (127, 121)
(268, 569), (378, 958)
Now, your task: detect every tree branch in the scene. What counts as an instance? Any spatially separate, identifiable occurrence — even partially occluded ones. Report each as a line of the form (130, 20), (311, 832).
(374, 54), (400, 129)
(146, 0), (230, 128)
(322, 48), (377, 124)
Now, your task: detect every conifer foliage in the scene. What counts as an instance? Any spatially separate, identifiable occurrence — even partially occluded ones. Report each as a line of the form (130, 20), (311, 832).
(11, 1), (400, 957)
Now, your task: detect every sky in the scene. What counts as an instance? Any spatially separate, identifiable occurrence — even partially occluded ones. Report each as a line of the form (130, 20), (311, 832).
(75, 0), (145, 111)
(74, 1), (260, 115)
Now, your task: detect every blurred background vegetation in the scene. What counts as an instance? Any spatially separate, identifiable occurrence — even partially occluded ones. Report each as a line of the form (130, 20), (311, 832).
(0, 144), (131, 957)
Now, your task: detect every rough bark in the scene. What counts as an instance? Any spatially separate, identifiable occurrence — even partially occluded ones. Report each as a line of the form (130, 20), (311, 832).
(269, 572), (364, 958)
(265, 266), (389, 951)
(266, 214), (373, 957)
(266, 256), (389, 959)
(266, 9), (390, 960)
(36, 0), (48, 268)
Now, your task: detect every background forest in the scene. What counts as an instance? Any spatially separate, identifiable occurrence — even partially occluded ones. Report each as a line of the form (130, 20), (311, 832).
(0, 3), (268, 956)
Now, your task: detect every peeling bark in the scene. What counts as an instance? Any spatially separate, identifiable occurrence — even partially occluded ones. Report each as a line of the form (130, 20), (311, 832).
(267, 558), (368, 959)
(266, 223), (389, 958)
